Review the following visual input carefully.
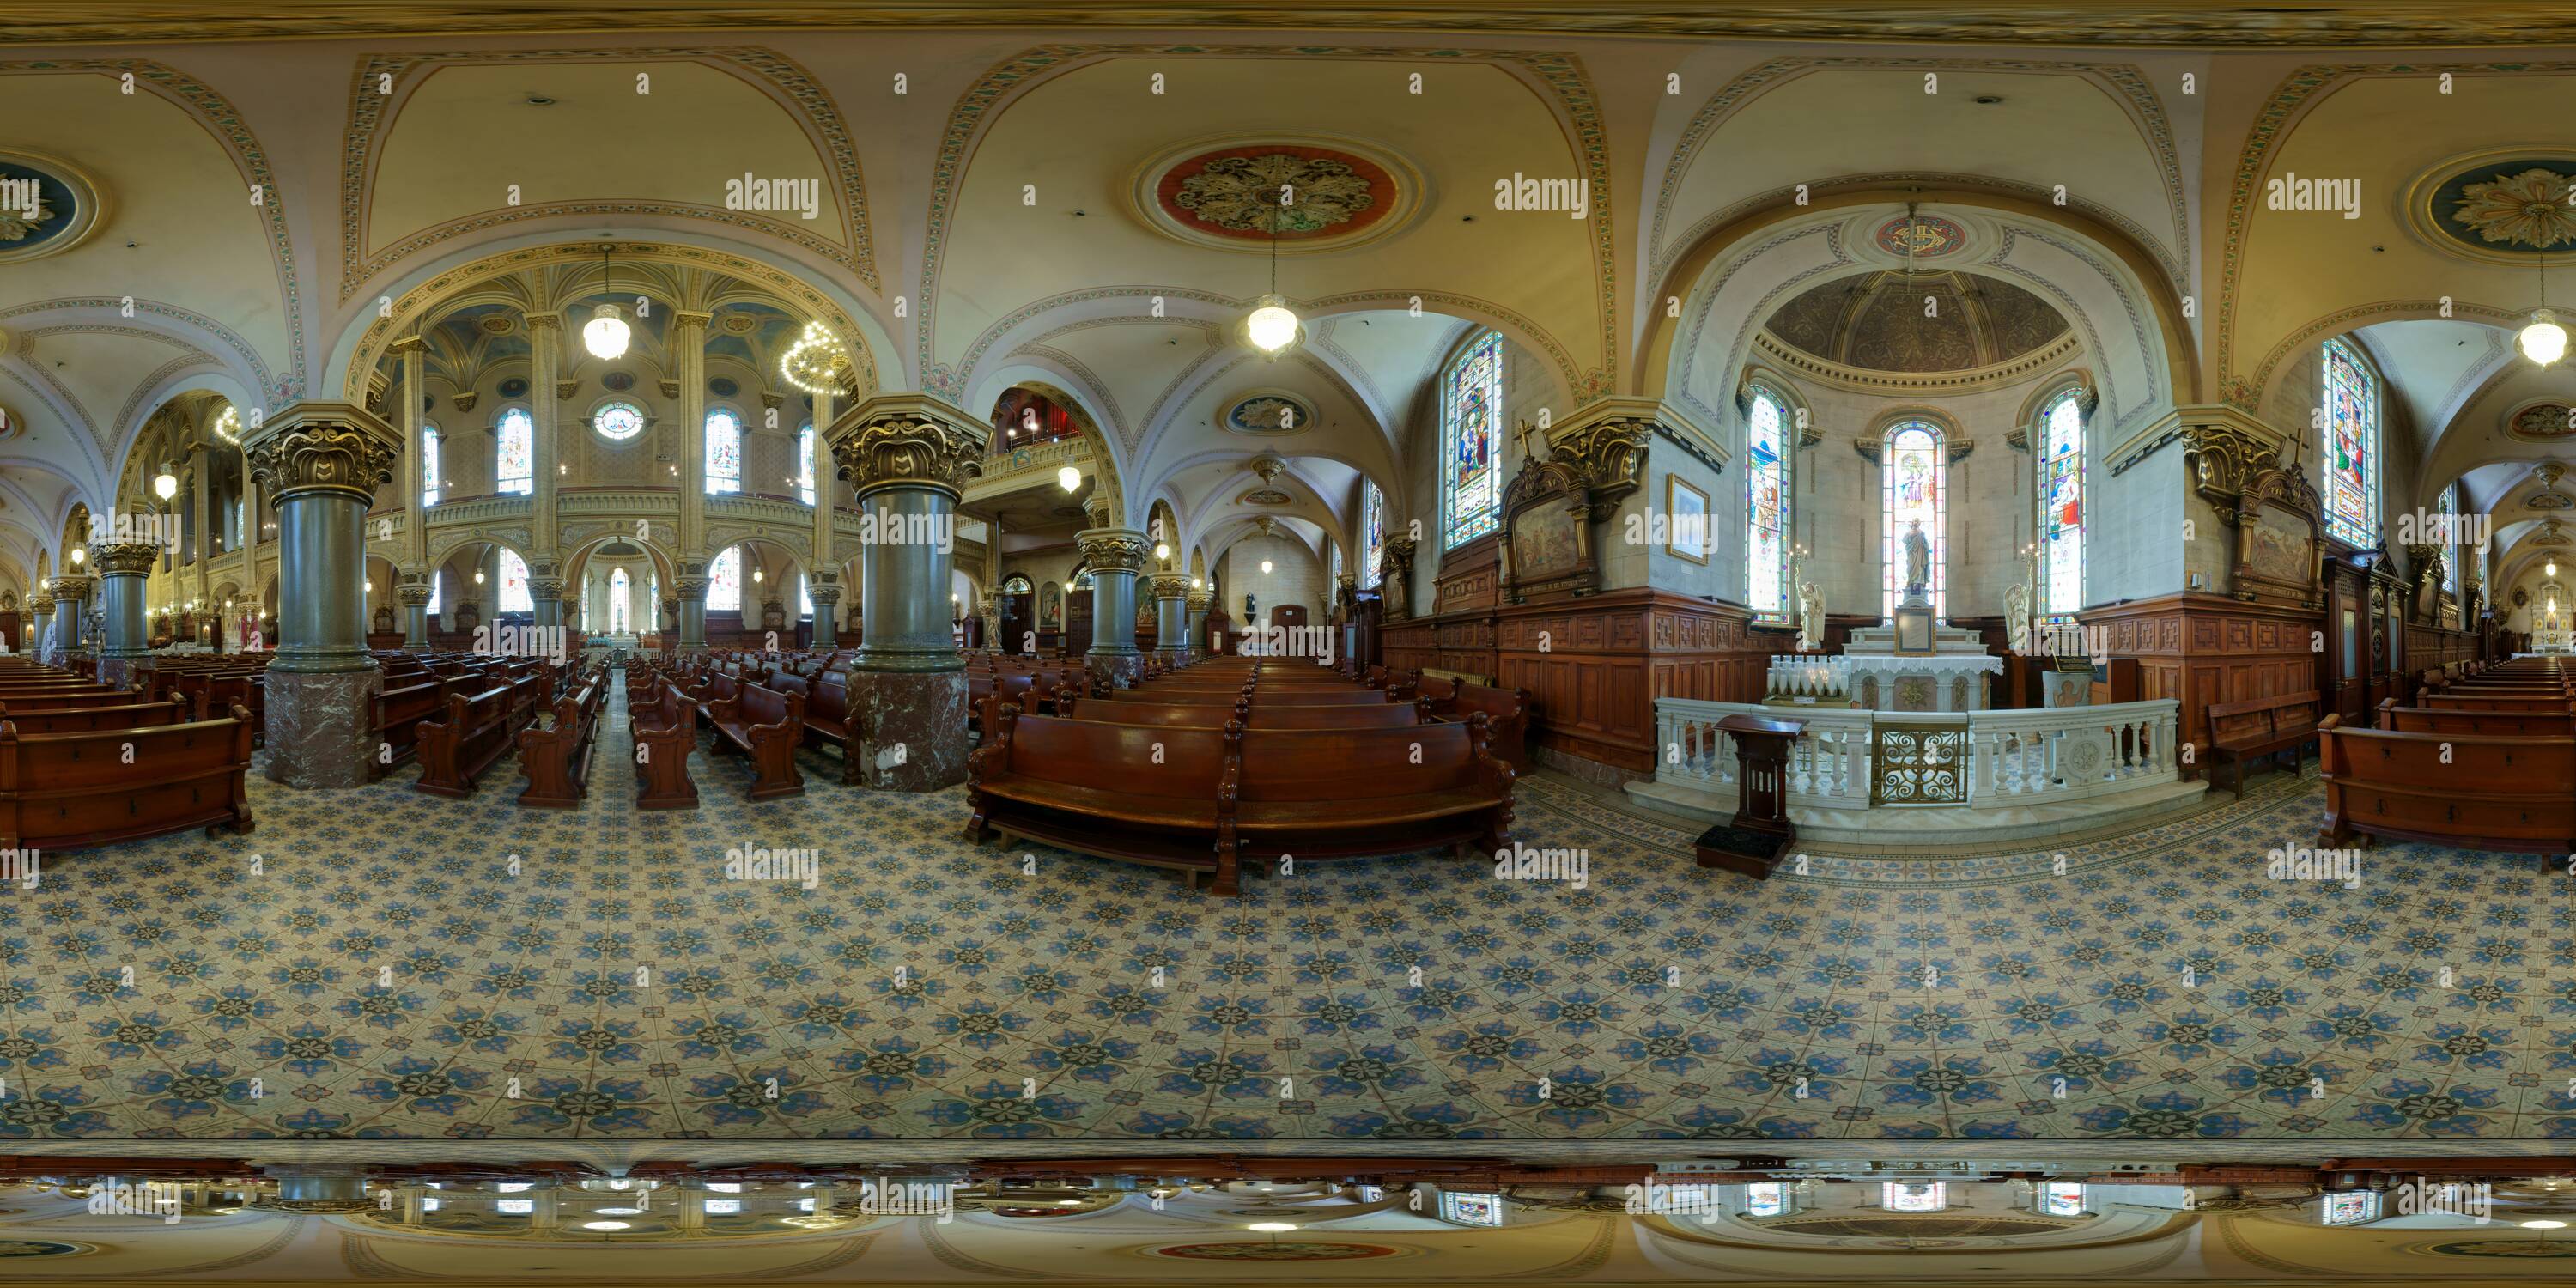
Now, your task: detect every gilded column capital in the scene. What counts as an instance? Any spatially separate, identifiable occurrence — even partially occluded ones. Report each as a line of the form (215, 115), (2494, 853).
(88, 542), (162, 577)
(523, 311), (563, 332)
(386, 334), (426, 357)
(395, 583), (433, 608)
(51, 574), (92, 600)
(808, 584), (842, 608)
(826, 392), (990, 499)
(26, 592), (52, 614)
(243, 401), (400, 507)
(1184, 589), (1212, 613)
(671, 309), (714, 332)
(672, 576), (709, 600)
(1149, 572), (1191, 601)
(523, 576), (563, 601)
(1077, 527), (1151, 575)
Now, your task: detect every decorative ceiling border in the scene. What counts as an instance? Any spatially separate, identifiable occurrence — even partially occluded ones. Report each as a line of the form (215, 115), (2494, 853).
(338, 46), (878, 301)
(918, 45), (1618, 406)
(0, 296), (278, 409)
(1751, 328), (2083, 396)
(1649, 57), (2188, 294)
(2243, 297), (2524, 422)
(2215, 61), (2576, 408)
(1, 59), (306, 401)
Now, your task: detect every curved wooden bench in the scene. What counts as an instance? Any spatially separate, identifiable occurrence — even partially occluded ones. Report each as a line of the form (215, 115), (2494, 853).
(515, 675), (606, 808)
(370, 678), (457, 779)
(967, 708), (1242, 895)
(0, 705), (255, 850)
(707, 682), (805, 800)
(0, 700), (187, 735)
(414, 686), (513, 798)
(2318, 714), (2574, 872)
(631, 678), (700, 811)
(2378, 699), (2575, 738)
(1235, 715), (1514, 867)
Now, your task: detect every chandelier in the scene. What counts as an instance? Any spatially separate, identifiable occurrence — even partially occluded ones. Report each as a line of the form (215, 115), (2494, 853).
(2521, 247), (2567, 367)
(583, 246), (632, 361)
(780, 320), (852, 396)
(1240, 189), (1303, 357)
(210, 404), (240, 445)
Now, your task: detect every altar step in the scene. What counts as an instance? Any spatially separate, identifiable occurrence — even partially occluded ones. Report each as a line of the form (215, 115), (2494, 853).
(1622, 775), (2214, 848)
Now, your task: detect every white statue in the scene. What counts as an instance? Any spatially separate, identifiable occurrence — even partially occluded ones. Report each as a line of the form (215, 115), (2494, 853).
(2004, 582), (2032, 654)
(1902, 520), (1931, 599)
(1796, 579), (1826, 652)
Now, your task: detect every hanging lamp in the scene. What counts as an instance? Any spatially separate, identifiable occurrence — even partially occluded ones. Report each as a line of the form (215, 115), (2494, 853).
(1241, 189), (1303, 356)
(583, 244), (632, 361)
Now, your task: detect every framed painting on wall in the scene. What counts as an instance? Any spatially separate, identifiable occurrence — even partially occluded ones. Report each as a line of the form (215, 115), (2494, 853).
(1666, 475), (1710, 564)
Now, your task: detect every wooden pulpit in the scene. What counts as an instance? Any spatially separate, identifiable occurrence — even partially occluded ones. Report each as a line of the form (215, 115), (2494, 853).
(1693, 713), (1803, 879)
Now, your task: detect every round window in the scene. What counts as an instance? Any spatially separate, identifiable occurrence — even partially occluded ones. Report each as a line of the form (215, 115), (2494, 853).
(593, 401), (646, 441)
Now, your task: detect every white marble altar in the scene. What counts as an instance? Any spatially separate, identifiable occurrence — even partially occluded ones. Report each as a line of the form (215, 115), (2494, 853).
(1838, 623), (2003, 712)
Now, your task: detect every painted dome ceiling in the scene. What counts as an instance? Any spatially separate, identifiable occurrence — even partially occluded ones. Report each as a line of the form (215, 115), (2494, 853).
(1764, 270), (2070, 374)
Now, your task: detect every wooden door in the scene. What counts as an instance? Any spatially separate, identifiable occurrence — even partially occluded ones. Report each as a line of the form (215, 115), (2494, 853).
(1065, 588), (1092, 656)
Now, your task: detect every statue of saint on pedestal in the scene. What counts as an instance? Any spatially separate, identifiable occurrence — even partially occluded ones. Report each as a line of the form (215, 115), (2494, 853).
(1796, 580), (1825, 653)
(2004, 582), (2032, 654)
(1902, 519), (1931, 602)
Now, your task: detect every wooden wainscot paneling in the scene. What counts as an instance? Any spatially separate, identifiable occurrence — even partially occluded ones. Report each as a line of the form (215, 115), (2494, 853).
(2081, 592), (2321, 777)
(1433, 533), (1502, 617)
(1487, 589), (1767, 784)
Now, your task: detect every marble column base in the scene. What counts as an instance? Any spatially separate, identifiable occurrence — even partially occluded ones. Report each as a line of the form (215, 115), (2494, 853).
(97, 656), (149, 693)
(1085, 652), (1145, 691)
(264, 668), (383, 789)
(844, 669), (968, 791)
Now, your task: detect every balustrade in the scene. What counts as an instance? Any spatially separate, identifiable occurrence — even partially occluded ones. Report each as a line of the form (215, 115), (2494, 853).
(1654, 696), (2179, 810)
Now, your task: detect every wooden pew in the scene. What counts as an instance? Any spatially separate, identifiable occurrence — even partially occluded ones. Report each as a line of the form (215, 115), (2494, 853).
(705, 681), (805, 800)
(1418, 675), (1534, 769)
(966, 707), (1242, 894)
(370, 677), (456, 779)
(2424, 691), (2574, 714)
(413, 685), (514, 798)
(515, 676), (606, 808)
(631, 679), (700, 811)
(2318, 714), (2575, 872)
(2205, 690), (2321, 796)
(2378, 699), (2576, 738)
(1060, 690), (1423, 730)
(0, 700), (186, 735)
(1234, 715), (1515, 869)
(0, 705), (255, 849)
(799, 676), (860, 785)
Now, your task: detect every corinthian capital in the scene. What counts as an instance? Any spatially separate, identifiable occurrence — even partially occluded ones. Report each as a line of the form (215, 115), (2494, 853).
(826, 392), (989, 499)
(1149, 572), (1192, 600)
(244, 401), (400, 507)
(88, 542), (162, 576)
(1078, 527), (1151, 575)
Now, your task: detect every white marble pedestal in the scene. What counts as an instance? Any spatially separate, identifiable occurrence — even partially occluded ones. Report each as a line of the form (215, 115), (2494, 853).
(1842, 623), (2002, 712)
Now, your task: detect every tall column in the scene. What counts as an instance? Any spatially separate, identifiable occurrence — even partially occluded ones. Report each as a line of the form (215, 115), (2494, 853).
(526, 312), (564, 611)
(243, 401), (400, 788)
(1150, 572), (1190, 664)
(527, 576), (563, 635)
(53, 574), (90, 653)
(1185, 587), (1211, 659)
(392, 334), (430, 605)
(828, 392), (987, 790)
(252, 1166), (374, 1215)
(191, 458), (212, 629)
(811, 385), (839, 643)
(672, 308), (713, 653)
(1077, 528), (1149, 690)
(675, 576), (708, 651)
(397, 581), (430, 649)
(91, 540), (159, 688)
(25, 592), (51, 661)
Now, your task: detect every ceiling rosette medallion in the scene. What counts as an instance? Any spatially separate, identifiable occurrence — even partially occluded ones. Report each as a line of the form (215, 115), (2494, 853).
(826, 394), (989, 499)
(243, 402), (401, 507)
(0, 148), (108, 265)
(2505, 399), (2576, 443)
(2406, 150), (2576, 264)
(1223, 390), (1316, 436)
(1133, 135), (1424, 254)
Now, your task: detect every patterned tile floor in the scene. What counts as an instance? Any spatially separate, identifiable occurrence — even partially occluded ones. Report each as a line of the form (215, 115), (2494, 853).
(4, 670), (2573, 1141)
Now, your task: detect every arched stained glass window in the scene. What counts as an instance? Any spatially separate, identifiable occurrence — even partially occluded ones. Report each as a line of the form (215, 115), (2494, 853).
(797, 423), (817, 506)
(426, 569), (440, 617)
(1361, 482), (1385, 590)
(499, 549), (533, 615)
(1881, 419), (1948, 621)
(2435, 483), (2459, 592)
(2038, 390), (2086, 619)
(2321, 337), (2379, 548)
(496, 407), (533, 495)
(1745, 386), (1791, 622)
(706, 410), (743, 495)
(609, 568), (629, 634)
(1442, 331), (1504, 548)
(422, 424), (441, 507)
(708, 546), (742, 611)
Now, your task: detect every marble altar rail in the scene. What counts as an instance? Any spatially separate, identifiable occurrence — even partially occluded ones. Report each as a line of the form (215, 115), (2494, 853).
(1652, 696), (2180, 810)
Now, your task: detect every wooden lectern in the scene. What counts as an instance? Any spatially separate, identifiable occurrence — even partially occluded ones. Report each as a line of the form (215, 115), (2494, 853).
(1694, 713), (1804, 879)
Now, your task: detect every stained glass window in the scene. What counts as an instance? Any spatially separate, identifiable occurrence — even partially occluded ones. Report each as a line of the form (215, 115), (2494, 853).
(1746, 386), (1790, 622)
(799, 574), (811, 619)
(1882, 1182), (1947, 1213)
(1362, 482), (1385, 590)
(1442, 331), (1504, 548)
(2041, 1182), (2086, 1217)
(1745, 1182), (1788, 1218)
(2321, 337), (2378, 548)
(593, 401), (645, 441)
(2039, 390), (2086, 618)
(496, 408), (533, 495)
(609, 568), (629, 633)
(798, 423), (817, 507)
(499, 549), (532, 615)
(426, 570), (440, 617)
(2320, 1191), (2379, 1226)
(422, 424), (441, 507)
(706, 410), (743, 495)
(708, 546), (741, 611)
(1881, 420), (1949, 621)
(2436, 483), (2458, 592)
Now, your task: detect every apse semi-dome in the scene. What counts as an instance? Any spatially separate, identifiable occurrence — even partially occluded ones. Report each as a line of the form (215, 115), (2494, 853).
(1763, 270), (2071, 374)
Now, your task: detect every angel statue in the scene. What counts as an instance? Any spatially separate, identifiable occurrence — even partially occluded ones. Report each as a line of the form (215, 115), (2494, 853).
(1796, 579), (1826, 653)
(2003, 582), (2033, 654)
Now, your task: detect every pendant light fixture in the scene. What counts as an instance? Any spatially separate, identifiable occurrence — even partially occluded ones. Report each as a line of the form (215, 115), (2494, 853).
(1241, 189), (1303, 357)
(584, 244), (633, 361)
(2521, 247), (2567, 367)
